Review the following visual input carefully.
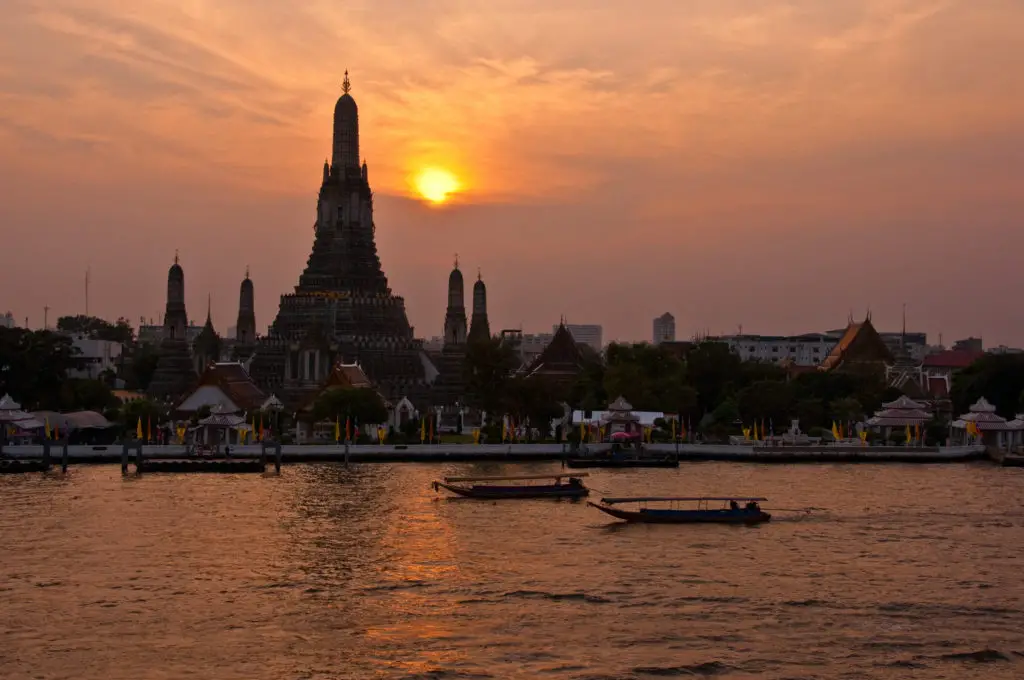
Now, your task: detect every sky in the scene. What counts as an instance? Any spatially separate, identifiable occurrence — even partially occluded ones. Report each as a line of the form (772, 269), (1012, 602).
(1, 0), (1022, 345)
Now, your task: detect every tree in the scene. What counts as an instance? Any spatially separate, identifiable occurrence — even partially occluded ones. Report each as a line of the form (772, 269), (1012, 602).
(795, 398), (826, 430)
(685, 341), (743, 416)
(59, 378), (120, 412)
(120, 398), (167, 432)
(124, 343), (160, 391)
(736, 380), (793, 426)
(0, 327), (83, 409)
(829, 397), (864, 424)
(603, 342), (688, 410)
(463, 336), (519, 415)
(567, 346), (607, 411)
(504, 375), (563, 440)
(57, 315), (135, 344)
(952, 354), (1024, 418)
(311, 387), (388, 425)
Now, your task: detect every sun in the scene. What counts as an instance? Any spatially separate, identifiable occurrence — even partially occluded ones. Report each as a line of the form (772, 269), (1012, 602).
(413, 167), (461, 204)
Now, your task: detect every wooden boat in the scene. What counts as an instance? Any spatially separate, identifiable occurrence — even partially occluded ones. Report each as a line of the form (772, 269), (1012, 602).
(589, 496), (771, 524)
(432, 474), (590, 499)
(566, 456), (678, 469)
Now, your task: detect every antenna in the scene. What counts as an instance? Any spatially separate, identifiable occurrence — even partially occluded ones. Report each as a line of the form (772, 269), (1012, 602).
(85, 266), (91, 316)
(43, 305), (49, 330)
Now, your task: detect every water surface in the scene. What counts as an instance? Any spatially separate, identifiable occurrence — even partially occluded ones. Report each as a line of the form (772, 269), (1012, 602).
(2, 462), (1023, 679)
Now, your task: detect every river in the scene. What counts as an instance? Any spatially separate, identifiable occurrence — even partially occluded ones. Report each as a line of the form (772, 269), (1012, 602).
(2, 462), (1023, 679)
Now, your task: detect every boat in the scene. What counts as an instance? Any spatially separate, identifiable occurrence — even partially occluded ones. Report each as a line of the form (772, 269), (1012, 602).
(432, 474), (590, 499)
(588, 496), (771, 524)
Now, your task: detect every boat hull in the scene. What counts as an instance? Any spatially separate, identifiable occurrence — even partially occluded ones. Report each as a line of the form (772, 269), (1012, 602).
(436, 482), (589, 499)
(566, 458), (679, 468)
(589, 502), (771, 524)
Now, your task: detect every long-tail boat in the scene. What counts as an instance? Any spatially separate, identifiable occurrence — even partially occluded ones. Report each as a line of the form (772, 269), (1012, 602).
(588, 496), (771, 524)
(432, 474), (590, 499)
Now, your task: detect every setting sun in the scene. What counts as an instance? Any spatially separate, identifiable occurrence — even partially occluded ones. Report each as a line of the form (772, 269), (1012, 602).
(413, 168), (461, 204)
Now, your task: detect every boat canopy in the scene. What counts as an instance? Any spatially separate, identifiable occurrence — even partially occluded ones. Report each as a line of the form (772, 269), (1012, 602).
(600, 496), (767, 505)
(444, 473), (588, 483)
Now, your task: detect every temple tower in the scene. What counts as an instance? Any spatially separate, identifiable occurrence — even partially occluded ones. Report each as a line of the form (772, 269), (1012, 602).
(148, 254), (198, 399)
(443, 257), (467, 346)
(193, 295), (222, 373)
(468, 269), (490, 343)
(249, 72), (430, 406)
(236, 268), (256, 345)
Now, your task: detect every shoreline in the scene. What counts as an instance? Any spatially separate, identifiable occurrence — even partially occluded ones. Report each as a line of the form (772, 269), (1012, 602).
(0, 443), (990, 465)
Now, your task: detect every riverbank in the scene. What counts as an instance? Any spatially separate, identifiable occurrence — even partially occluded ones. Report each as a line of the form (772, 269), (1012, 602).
(0, 442), (989, 464)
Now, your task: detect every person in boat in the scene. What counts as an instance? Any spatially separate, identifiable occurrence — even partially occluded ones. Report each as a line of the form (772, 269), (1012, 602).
(745, 501), (761, 511)
(730, 500), (740, 511)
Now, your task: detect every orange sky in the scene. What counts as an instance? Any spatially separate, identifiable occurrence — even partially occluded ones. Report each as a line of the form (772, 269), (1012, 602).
(1, 0), (1022, 344)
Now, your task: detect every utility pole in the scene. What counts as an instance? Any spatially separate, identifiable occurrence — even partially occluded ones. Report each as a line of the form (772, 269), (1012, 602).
(43, 306), (49, 330)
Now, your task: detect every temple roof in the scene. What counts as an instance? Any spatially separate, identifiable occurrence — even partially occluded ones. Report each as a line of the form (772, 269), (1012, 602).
(608, 396), (633, 411)
(922, 349), (984, 369)
(0, 394), (21, 411)
(189, 362), (266, 413)
(525, 323), (584, 378)
(882, 395), (928, 410)
(323, 361), (373, 390)
(819, 316), (892, 371)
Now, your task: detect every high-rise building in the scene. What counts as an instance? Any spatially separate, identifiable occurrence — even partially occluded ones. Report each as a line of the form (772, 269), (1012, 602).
(0, 312), (15, 329)
(555, 324), (602, 352)
(653, 313), (675, 344)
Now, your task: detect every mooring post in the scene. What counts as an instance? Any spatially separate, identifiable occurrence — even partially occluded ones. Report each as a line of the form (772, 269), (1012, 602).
(121, 443), (129, 475)
(42, 439), (51, 470)
(260, 441), (267, 468)
(344, 442), (350, 467)
(135, 441), (144, 474)
(61, 439), (69, 473)
(274, 443), (282, 474)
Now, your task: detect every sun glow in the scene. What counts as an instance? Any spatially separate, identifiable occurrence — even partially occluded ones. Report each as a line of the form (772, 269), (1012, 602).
(413, 167), (461, 204)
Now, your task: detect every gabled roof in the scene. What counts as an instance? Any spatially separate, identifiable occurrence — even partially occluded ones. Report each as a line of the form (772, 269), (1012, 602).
(819, 316), (892, 371)
(526, 323), (584, 377)
(188, 361), (266, 412)
(323, 362), (373, 389)
(922, 349), (984, 369)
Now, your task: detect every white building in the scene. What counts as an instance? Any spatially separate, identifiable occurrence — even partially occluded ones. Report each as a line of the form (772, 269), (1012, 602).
(0, 312), (15, 329)
(715, 333), (836, 366)
(69, 335), (123, 380)
(558, 324), (602, 352)
(653, 313), (675, 344)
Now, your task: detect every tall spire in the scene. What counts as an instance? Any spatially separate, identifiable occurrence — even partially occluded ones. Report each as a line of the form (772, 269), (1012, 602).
(342, 70), (351, 94)
(206, 293), (212, 324)
(454, 252), (459, 270)
(174, 249), (179, 265)
(332, 70), (359, 169)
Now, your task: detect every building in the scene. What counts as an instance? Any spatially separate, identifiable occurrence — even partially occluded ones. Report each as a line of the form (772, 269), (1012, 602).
(68, 335), (123, 380)
(953, 337), (983, 352)
(558, 324), (602, 352)
(653, 313), (675, 344)
(517, 332), (554, 366)
(147, 255), (198, 399)
(138, 322), (204, 347)
(248, 72), (432, 408)
(525, 321), (586, 388)
(819, 314), (893, 372)
(430, 259), (469, 407)
(0, 312), (15, 329)
(715, 333), (835, 366)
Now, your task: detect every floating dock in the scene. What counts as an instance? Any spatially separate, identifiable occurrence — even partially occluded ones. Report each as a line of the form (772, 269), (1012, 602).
(136, 458), (267, 474)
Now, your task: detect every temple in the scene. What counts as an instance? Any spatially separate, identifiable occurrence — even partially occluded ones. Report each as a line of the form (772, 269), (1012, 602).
(467, 268), (491, 344)
(249, 72), (433, 407)
(818, 313), (893, 373)
(233, 268), (257, 360)
(524, 320), (586, 388)
(431, 257), (468, 407)
(148, 255), (199, 399)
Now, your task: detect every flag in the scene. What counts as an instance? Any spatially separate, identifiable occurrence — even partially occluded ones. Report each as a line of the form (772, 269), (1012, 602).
(680, 418), (687, 441)
(914, 423), (921, 441)
(839, 422), (845, 440)
(670, 418), (676, 440)
(53, 423), (59, 440)
(752, 421), (758, 441)
(420, 417), (426, 443)
(334, 415), (340, 442)
(579, 420), (585, 442)
(859, 430), (868, 446)
(760, 420), (766, 442)
(147, 416), (152, 443)
(831, 421), (840, 440)
(345, 416), (351, 442)
(743, 427), (750, 441)
(428, 415), (435, 442)
(904, 424), (912, 444)
(259, 415), (265, 442)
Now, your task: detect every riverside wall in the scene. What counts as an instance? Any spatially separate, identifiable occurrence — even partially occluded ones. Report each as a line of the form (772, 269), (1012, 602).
(0, 443), (989, 464)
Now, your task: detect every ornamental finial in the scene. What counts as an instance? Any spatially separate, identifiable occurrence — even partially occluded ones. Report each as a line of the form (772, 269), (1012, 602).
(477, 267), (481, 281)
(174, 249), (179, 265)
(245, 265), (250, 279)
(342, 70), (351, 94)
(454, 253), (459, 270)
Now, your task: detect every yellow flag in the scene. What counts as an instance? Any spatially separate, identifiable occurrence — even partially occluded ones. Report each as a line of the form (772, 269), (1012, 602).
(579, 421), (585, 441)
(752, 421), (758, 441)
(334, 415), (340, 442)
(44, 417), (50, 440)
(904, 424), (912, 443)
(831, 421), (840, 439)
(136, 417), (143, 439)
(420, 417), (426, 443)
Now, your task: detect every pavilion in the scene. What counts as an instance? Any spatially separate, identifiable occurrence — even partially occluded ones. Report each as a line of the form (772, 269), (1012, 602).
(866, 395), (932, 443)
(951, 397), (1023, 451)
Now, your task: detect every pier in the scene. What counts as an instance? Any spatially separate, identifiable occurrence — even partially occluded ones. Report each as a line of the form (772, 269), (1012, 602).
(0, 442), (989, 468)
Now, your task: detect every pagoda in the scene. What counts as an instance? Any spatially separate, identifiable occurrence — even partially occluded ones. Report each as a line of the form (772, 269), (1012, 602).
(148, 255), (198, 400)
(430, 258), (469, 408)
(249, 72), (431, 407)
